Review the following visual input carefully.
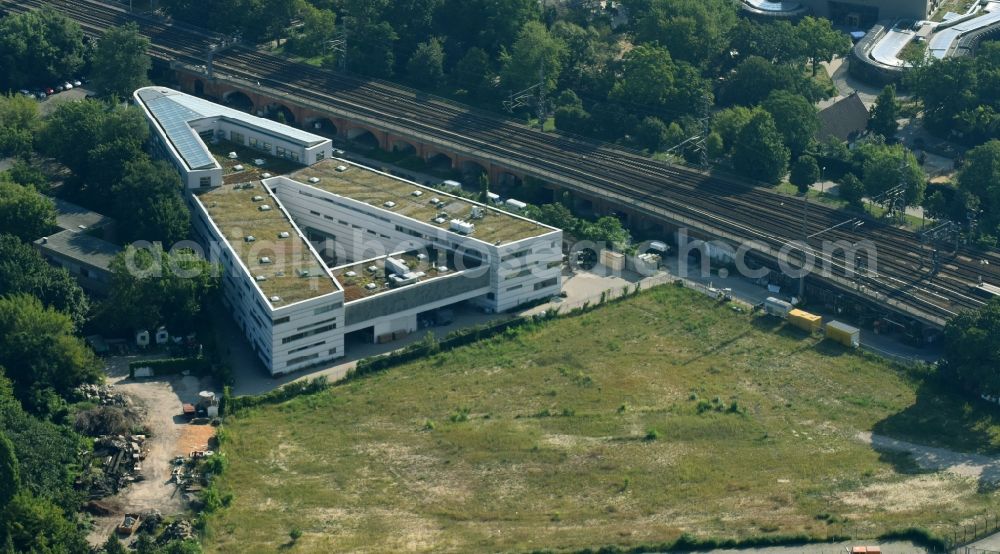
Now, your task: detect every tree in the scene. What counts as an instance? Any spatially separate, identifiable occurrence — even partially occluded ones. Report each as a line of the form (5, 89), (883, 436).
(711, 106), (755, 152)
(550, 21), (608, 93)
(0, 235), (90, 328)
(722, 56), (803, 107)
(634, 117), (683, 152)
(288, 4), (337, 57)
(1, 492), (88, 554)
(500, 21), (566, 93)
(730, 19), (805, 65)
(407, 38), (445, 88)
(554, 105), (593, 135)
(631, 0), (737, 65)
(607, 44), (707, 117)
(0, 295), (101, 410)
(104, 245), (218, 333)
(113, 158), (191, 245)
(437, 0), (540, 55)
(349, 22), (398, 78)
(957, 139), (1000, 234)
(0, 8), (86, 90)
(838, 173), (866, 208)
(0, 94), (40, 159)
(0, 179), (55, 242)
(38, 101), (149, 206)
(942, 298), (1000, 396)
(857, 142), (925, 206)
(869, 84), (900, 139)
(732, 110), (790, 184)
(790, 155), (820, 193)
(92, 23), (151, 98)
(579, 216), (630, 247)
(761, 90), (819, 157)
(103, 534), (128, 554)
(0, 432), (18, 510)
(453, 47), (493, 95)
(795, 16), (851, 76)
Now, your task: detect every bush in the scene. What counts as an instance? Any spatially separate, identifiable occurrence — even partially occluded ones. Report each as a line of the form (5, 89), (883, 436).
(644, 429), (659, 441)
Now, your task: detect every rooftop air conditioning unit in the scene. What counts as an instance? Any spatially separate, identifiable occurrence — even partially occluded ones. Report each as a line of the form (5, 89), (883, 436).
(259, 204), (272, 211)
(261, 172), (272, 179)
(383, 201), (396, 208)
(259, 256), (272, 264)
(335, 165), (348, 172)
(254, 158), (266, 166)
(345, 271), (357, 277)
(244, 235), (256, 243)
(412, 190), (423, 197)
(270, 295), (281, 302)
(277, 231), (290, 238)
(299, 269), (310, 278)
(450, 219), (475, 234)
(227, 152), (238, 159)
(367, 265), (378, 273)
(252, 195), (264, 201)
(233, 164), (244, 171)
(433, 217), (446, 224)
(308, 177), (320, 184)
(255, 275), (267, 281)
(365, 283), (377, 290)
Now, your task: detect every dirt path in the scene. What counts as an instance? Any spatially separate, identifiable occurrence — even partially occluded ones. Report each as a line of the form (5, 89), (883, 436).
(87, 357), (216, 546)
(858, 432), (1000, 482)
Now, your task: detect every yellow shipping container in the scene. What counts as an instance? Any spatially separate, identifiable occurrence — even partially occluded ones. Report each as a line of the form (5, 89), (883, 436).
(826, 320), (860, 347)
(788, 309), (822, 333)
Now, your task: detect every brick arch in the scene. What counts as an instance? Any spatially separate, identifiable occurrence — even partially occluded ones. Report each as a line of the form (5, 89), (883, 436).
(223, 90), (255, 112)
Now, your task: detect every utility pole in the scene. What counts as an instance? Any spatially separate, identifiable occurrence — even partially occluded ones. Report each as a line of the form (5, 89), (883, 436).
(326, 25), (348, 72)
(799, 193), (809, 301)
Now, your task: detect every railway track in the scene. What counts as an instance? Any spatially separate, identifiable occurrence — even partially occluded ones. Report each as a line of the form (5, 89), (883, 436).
(8, 0), (1000, 328)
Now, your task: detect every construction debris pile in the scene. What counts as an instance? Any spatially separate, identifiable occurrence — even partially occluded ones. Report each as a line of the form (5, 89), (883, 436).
(158, 519), (195, 544)
(81, 434), (148, 498)
(76, 383), (132, 407)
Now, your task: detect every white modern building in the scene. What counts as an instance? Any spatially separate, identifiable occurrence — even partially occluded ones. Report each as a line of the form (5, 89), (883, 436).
(135, 87), (562, 375)
(134, 87), (333, 189)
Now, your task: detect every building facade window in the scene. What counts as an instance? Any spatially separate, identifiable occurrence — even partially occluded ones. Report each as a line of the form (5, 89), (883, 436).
(199, 176), (212, 187)
(231, 131), (245, 145)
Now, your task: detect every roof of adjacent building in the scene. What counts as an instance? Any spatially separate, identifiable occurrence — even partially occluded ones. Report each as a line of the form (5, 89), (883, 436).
(289, 161), (556, 245)
(34, 229), (120, 271)
(817, 93), (870, 143)
(330, 253), (458, 302)
(134, 87), (328, 172)
(48, 197), (114, 233)
(195, 181), (339, 308)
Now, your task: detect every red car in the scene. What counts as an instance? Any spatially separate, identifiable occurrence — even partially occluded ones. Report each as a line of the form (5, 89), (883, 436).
(45, 87), (54, 95)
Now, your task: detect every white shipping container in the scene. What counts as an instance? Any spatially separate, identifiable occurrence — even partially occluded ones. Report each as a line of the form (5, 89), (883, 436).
(764, 297), (793, 318)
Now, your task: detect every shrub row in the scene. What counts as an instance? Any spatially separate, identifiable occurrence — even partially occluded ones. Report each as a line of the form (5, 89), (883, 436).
(128, 356), (211, 378)
(223, 377), (330, 414)
(530, 533), (851, 554)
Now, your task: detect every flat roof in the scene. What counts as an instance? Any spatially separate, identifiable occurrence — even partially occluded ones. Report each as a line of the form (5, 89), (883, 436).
(290, 161), (554, 245)
(35, 229), (120, 270)
(196, 181), (338, 308)
(48, 196), (115, 232)
(135, 87), (328, 172)
(330, 253), (457, 302)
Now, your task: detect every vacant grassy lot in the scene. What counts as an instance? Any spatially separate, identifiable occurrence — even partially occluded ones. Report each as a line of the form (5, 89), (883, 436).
(206, 286), (1000, 553)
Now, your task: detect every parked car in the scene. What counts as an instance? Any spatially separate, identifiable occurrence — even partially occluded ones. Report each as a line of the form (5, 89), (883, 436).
(35, 90), (46, 99)
(63, 82), (73, 90)
(45, 87), (54, 95)
(54, 84), (64, 92)
(17, 89), (32, 97)
(71, 79), (82, 87)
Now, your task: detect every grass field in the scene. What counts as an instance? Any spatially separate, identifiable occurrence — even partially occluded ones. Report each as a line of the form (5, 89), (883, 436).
(205, 286), (1000, 553)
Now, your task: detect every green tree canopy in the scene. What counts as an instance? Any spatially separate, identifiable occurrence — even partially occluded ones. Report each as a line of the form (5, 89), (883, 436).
(0, 8), (86, 90)
(288, 4), (337, 57)
(608, 44), (707, 118)
(0, 178), (56, 242)
(732, 110), (790, 184)
(407, 38), (446, 88)
(0, 431), (18, 510)
(795, 16), (851, 76)
(349, 21), (398, 78)
(856, 142), (926, 206)
(1, 492), (88, 554)
(92, 23), (151, 98)
(501, 21), (566, 93)
(0, 94), (40, 159)
(631, 0), (737, 65)
(711, 106), (755, 152)
(957, 139), (1000, 235)
(761, 90), (819, 157)
(113, 158), (191, 245)
(452, 47), (493, 95)
(790, 155), (820, 193)
(942, 298), (1000, 396)
(104, 245), (219, 334)
(0, 295), (101, 411)
(869, 84), (900, 139)
(0, 235), (90, 328)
